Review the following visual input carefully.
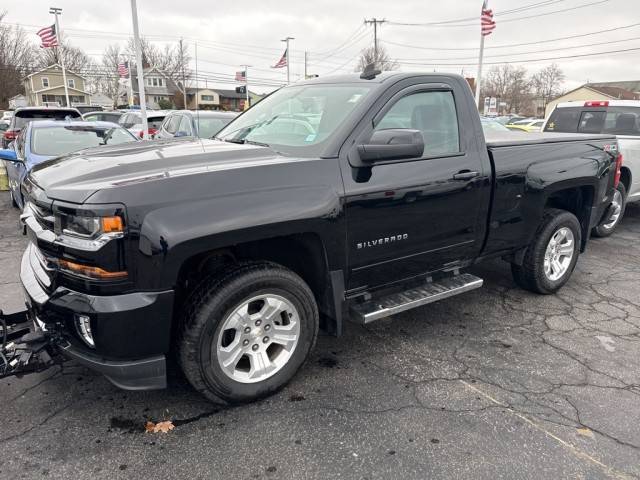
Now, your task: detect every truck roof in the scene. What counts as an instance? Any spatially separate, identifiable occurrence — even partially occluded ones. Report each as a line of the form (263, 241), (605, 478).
(301, 71), (467, 85)
(555, 100), (640, 109)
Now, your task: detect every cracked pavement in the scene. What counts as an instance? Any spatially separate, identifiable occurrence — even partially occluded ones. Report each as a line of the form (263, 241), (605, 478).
(1, 191), (639, 479)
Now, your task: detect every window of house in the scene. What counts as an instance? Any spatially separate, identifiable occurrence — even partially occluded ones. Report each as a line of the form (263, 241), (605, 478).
(158, 78), (163, 86)
(375, 90), (460, 157)
(41, 77), (49, 88)
(67, 79), (75, 89)
(153, 78), (158, 87)
(201, 95), (214, 101)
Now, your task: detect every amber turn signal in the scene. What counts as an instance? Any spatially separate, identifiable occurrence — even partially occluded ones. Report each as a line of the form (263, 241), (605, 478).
(101, 216), (124, 233)
(58, 259), (128, 279)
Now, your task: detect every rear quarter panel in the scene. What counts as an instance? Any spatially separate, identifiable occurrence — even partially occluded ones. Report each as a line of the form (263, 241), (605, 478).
(483, 139), (615, 256)
(618, 137), (640, 201)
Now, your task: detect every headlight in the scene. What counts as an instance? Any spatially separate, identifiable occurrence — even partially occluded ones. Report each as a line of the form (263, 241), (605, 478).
(61, 214), (123, 239)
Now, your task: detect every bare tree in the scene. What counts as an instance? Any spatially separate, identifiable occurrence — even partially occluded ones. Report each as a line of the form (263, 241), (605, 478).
(125, 37), (191, 86)
(356, 45), (398, 72)
(96, 44), (123, 108)
(481, 64), (533, 115)
(35, 40), (92, 73)
(0, 12), (36, 108)
(531, 63), (565, 111)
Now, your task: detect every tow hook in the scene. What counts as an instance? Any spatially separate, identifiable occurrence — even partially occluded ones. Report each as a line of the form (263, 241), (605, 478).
(0, 309), (63, 380)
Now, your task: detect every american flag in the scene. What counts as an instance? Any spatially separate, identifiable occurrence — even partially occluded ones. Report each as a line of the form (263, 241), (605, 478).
(37, 24), (58, 48)
(481, 1), (496, 36)
(235, 70), (246, 82)
(118, 61), (129, 77)
(272, 49), (287, 69)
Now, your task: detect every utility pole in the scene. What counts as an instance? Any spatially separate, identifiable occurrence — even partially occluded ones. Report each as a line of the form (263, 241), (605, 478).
(49, 7), (70, 108)
(281, 36), (294, 84)
(129, 0), (148, 139)
(364, 18), (386, 66)
(304, 51), (307, 79)
(194, 42), (199, 114)
(240, 64), (251, 109)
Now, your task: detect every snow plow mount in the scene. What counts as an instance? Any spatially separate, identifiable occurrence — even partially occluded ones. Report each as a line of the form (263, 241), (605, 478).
(0, 308), (63, 380)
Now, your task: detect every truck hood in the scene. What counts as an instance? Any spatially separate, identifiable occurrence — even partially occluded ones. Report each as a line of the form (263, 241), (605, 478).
(29, 138), (285, 203)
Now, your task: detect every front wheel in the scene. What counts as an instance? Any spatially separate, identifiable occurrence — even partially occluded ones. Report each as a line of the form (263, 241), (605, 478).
(511, 208), (581, 294)
(178, 261), (319, 404)
(592, 182), (626, 238)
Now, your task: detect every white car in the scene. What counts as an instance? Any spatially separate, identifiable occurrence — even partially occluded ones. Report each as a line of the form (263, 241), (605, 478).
(543, 100), (640, 236)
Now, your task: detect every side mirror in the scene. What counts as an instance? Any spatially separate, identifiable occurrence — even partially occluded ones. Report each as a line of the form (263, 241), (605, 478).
(174, 131), (189, 138)
(0, 148), (19, 163)
(357, 129), (424, 163)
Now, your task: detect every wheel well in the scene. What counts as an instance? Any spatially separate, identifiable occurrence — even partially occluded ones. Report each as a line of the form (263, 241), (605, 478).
(620, 166), (631, 193)
(174, 233), (335, 331)
(545, 185), (594, 249)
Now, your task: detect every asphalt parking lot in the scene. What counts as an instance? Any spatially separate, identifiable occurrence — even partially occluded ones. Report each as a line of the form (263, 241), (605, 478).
(0, 190), (639, 480)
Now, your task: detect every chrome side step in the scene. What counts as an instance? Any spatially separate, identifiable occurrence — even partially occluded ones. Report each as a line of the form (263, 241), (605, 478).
(349, 273), (483, 324)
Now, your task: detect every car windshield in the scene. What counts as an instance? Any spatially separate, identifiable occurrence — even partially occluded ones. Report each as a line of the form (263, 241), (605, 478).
(14, 110), (82, 129)
(197, 116), (234, 138)
(216, 84), (373, 156)
(31, 125), (136, 156)
(545, 106), (640, 135)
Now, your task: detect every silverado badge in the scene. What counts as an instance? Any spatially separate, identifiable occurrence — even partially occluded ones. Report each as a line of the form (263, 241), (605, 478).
(357, 234), (408, 250)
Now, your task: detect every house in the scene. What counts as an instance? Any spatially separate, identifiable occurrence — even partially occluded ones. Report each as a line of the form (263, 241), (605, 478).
(23, 64), (90, 107)
(8, 94), (27, 109)
(118, 66), (179, 109)
(215, 89), (249, 111)
(183, 87), (262, 111)
(184, 88), (221, 110)
(545, 83), (640, 117)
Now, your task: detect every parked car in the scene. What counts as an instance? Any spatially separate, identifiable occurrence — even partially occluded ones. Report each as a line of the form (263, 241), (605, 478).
(0, 120), (9, 134)
(480, 117), (513, 134)
(74, 105), (103, 114)
(2, 107), (82, 148)
(156, 110), (238, 139)
(1, 111), (13, 122)
(506, 119), (545, 132)
(83, 111), (123, 123)
(544, 100), (640, 236)
(0, 121), (137, 209)
(119, 110), (171, 139)
(6, 72), (620, 403)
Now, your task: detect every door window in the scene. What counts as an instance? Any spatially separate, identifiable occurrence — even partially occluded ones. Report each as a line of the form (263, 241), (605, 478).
(178, 115), (193, 135)
(375, 90), (460, 156)
(165, 115), (181, 134)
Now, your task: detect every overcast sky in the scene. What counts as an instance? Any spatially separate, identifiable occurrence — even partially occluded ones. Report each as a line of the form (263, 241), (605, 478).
(5, 0), (640, 93)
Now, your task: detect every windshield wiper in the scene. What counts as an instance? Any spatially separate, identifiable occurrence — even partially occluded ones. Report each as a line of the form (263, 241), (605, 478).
(222, 138), (271, 148)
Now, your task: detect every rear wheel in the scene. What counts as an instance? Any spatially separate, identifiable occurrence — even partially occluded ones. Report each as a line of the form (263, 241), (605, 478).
(592, 182), (626, 238)
(511, 209), (581, 294)
(178, 261), (318, 404)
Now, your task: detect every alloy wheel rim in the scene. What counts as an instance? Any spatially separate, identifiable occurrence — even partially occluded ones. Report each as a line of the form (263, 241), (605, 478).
(603, 189), (623, 229)
(543, 227), (575, 281)
(215, 294), (300, 384)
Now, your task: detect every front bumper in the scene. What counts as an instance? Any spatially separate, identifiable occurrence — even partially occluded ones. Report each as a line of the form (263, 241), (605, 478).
(20, 243), (174, 390)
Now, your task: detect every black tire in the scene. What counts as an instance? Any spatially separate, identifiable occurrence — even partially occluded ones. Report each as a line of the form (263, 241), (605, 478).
(178, 261), (319, 404)
(592, 182), (626, 238)
(511, 208), (581, 294)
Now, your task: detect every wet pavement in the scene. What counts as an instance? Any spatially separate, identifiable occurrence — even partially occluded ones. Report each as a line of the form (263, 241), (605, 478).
(1, 190), (639, 479)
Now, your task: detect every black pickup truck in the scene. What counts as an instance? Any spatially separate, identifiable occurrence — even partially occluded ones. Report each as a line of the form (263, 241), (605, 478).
(6, 71), (621, 404)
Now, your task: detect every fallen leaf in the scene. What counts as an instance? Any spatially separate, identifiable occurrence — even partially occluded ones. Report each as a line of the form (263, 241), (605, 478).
(145, 420), (175, 434)
(577, 427), (594, 438)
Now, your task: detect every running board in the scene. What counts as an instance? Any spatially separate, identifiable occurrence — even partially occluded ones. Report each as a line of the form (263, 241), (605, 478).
(350, 273), (483, 324)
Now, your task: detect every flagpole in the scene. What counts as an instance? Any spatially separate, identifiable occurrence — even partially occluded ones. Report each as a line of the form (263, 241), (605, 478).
(474, 33), (485, 111)
(50, 8), (70, 108)
(130, 0), (149, 139)
(281, 36), (294, 84)
(127, 55), (134, 107)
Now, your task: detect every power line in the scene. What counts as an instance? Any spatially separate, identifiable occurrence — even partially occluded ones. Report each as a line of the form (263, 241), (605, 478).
(387, 0), (610, 27)
(395, 45), (640, 67)
(392, 35), (640, 62)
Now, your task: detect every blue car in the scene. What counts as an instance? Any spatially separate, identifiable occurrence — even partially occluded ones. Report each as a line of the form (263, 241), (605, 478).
(0, 120), (137, 209)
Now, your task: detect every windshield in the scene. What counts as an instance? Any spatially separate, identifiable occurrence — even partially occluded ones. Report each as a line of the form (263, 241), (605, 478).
(197, 116), (234, 138)
(31, 125), (136, 156)
(216, 84), (373, 156)
(545, 106), (640, 135)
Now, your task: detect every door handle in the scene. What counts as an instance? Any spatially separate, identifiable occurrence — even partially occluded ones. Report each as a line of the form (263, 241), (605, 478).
(452, 170), (479, 180)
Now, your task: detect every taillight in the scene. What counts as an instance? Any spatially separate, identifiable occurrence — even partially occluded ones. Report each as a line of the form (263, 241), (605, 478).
(614, 153), (623, 188)
(3, 130), (18, 140)
(584, 101), (609, 107)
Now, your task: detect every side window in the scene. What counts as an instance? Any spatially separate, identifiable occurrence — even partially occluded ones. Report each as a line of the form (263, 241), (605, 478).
(577, 111), (605, 133)
(375, 90), (460, 156)
(178, 116), (192, 135)
(165, 115), (181, 134)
